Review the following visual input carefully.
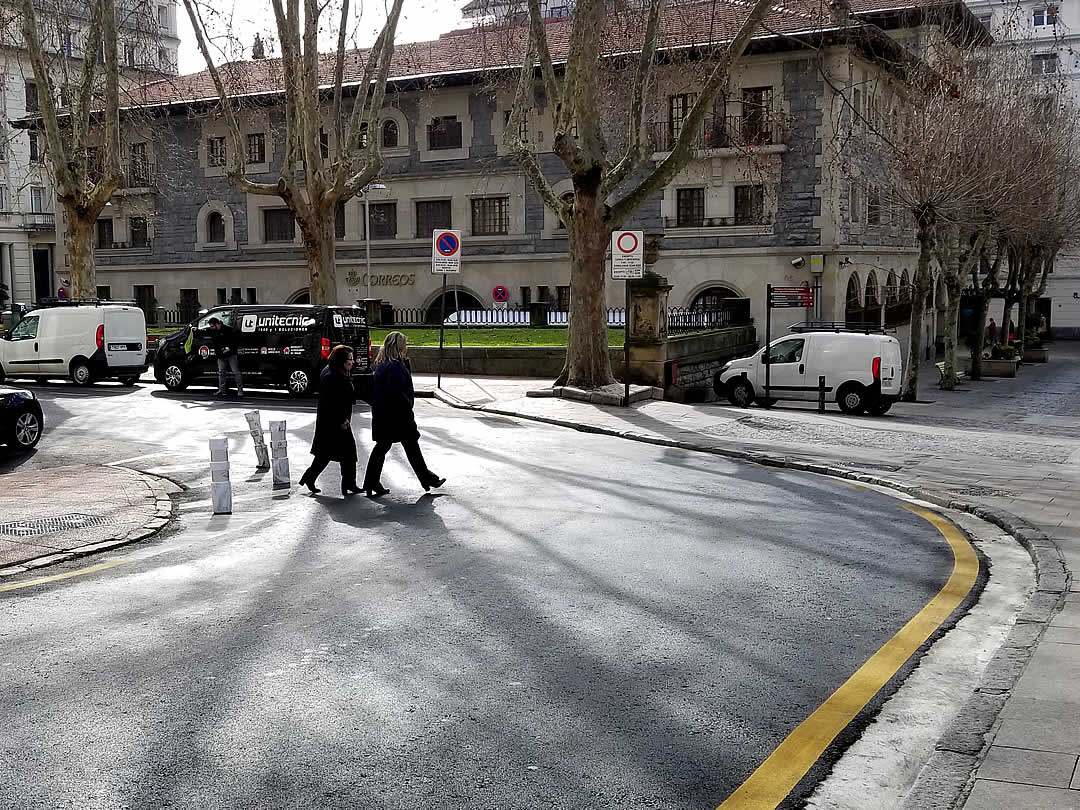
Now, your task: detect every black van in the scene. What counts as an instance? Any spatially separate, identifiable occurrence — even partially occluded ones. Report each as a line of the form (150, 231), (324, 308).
(153, 305), (372, 397)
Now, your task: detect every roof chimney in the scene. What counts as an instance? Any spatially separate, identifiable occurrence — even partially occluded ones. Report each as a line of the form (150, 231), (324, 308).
(252, 33), (266, 60)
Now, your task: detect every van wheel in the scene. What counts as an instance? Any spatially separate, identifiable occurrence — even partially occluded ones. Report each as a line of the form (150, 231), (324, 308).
(119, 376), (138, 387)
(287, 368), (312, 396)
(727, 378), (755, 408)
(837, 383), (867, 415)
(70, 359), (94, 386)
(868, 399), (893, 416)
(162, 363), (188, 391)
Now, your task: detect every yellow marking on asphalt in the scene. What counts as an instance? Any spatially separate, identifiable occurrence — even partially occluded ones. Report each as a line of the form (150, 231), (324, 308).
(717, 505), (979, 810)
(0, 560), (126, 593)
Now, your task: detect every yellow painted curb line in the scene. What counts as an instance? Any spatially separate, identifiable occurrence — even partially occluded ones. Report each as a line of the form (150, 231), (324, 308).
(0, 560), (126, 593)
(717, 505), (979, 809)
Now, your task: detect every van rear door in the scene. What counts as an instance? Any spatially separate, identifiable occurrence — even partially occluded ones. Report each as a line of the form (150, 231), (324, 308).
(879, 337), (903, 395)
(103, 307), (147, 370)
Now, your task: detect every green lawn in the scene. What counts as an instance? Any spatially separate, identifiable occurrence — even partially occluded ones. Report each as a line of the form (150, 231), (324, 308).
(370, 327), (625, 347)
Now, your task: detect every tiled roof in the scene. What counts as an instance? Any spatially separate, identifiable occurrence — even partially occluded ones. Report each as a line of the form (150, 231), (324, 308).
(126, 0), (954, 108)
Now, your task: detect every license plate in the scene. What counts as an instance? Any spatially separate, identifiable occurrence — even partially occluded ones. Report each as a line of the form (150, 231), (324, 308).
(109, 343), (140, 351)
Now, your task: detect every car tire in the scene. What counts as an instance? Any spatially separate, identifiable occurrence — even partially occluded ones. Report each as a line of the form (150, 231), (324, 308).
(837, 382), (867, 415)
(0, 364), (5, 384)
(8, 408), (42, 450)
(70, 359), (94, 386)
(162, 363), (188, 391)
(867, 399), (893, 416)
(119, 376), (138, 387)
(286, 367), (313, 397)
(727, 378), (755, 408)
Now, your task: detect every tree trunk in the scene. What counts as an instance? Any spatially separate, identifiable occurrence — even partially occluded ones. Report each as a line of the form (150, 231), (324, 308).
(1017, 289), (1030, 358)
(1001, 299), (1013, 347)
(902, 227), (933, 401)
(298, 209), (338, 305)
(968, 292), (989, 381)
(941, 276), (962, 390)
(560, 186), (616, 389)
(64, 205), (97, 300)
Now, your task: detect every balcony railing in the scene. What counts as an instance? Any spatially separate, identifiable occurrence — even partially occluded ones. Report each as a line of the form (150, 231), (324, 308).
(663, 215), (771, 229)
(651, 114), (784, 152)
(88, 161), (157, 189)
(22, 212), (55, 230)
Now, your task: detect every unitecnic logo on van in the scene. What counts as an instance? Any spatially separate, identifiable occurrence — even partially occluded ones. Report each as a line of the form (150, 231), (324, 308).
(333, 312), (366, 329)
(241, 314), (317, 333)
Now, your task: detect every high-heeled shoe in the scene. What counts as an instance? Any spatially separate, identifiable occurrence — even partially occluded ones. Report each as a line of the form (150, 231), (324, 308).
(342, 484), (362, 496)
(422, 476), (446, 492)
(365, 486), (390, 498)
(299, 471), (320, 494)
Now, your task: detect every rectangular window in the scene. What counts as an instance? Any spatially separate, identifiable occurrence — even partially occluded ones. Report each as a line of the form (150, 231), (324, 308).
(319, 130), (329, 159)
(30, 186), (44, 213)
(470, 196), (509, 235)
(246, 132), (265, 164)
(216, 288), (227, 305)
(504, 110), (528, 142)
(207, 136), (226, 167)
(246, 288), (257, 305)
(129, 142), (150, 186)
(263, 208), (295, 242)
(867, 187), (881, 225)
(557, 285), (570, 311)
(1033, 53), (1059, 74)
(29, 132), (42, 163)
(96, 285), (111, 300)
(58, 85), (71, 108)
(25, 81), (38, 112)
(415, 199), (452, 237)
(1033, 6), (1058, 25)
(520, 286), (532, 306)
(733, 185), (764, 225)
(852, 87), (862, 128)
(0, 185), (6, 211)
(537, 285), (549, 303)
(158, 4), (168, 26)
(427, 116), (463, 150)
(335, 201), (346, 239)
(667, 93), (697, 146)
(368, 202), (397, 240)
(676, 187), (705, 227)
(97, 218), (114, 249)
(62, 32), (73, 56)
(850, 182), (863, 224)
(742, 86), (773, 144)
(357, 123), (368, 150)
(179, 289), (200, 320)
(130, 216), (148, 248)
(125, 45), (136, 68)
(230, 288), (242, 304)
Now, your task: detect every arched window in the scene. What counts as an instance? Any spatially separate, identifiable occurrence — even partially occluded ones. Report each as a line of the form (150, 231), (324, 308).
(864, 271), (879, 309)
(845, 273), (862, 324)
(691, 285), (740, 311)
(381, 119), (399, 149)
(207, 211), (225, 243)
(556, 192), (575, 229)
(899, 270), (911, 302)
(886, 270), (899, 304)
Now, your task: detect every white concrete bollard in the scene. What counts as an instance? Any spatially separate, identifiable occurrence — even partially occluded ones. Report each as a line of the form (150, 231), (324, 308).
(244, 410), (270, 470)
(269, 420), (290, 488)
(209, 437), (232, 514)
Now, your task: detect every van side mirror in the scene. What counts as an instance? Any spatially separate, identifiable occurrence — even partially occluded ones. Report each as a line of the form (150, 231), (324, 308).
(1, 330), (9, 341)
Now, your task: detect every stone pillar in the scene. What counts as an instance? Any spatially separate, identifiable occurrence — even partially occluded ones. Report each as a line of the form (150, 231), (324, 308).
(627, 271), (672, 386)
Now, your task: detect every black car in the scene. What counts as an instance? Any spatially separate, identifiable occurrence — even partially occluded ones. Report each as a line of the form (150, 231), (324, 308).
(153, 304), (372, 398)
(1, 386), (43, 451)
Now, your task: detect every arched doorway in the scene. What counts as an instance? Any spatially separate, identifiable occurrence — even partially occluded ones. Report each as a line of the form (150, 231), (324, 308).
(864, 271), (880, 326)
(844, 273), (862, 324)
(286, 288), (310, 304)
(424, 289), (485, 324)
(690, 285), (740, 311)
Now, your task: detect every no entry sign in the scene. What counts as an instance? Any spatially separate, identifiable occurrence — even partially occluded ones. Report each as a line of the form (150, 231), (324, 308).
(611, 230), (644, 280)
(432, 229), (462, 274)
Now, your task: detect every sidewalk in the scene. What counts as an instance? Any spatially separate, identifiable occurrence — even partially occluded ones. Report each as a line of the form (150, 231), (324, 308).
(0, 465), (175, 577)
(419, 344), (1080, 809)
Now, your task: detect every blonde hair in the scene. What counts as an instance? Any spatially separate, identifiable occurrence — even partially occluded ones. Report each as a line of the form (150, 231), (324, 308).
(374, 331), (407, 367)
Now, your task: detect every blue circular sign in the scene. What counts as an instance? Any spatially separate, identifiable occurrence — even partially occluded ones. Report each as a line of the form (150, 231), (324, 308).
(436, 232), (459, 256)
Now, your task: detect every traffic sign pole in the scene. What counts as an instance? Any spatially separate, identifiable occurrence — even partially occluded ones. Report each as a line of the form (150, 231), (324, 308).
(765, 284), (772, 403)
(624, 279), (631, 407)
(610, 230), (644, 407)
(454, 285), (464, 374)
(438, 275), (447, 390)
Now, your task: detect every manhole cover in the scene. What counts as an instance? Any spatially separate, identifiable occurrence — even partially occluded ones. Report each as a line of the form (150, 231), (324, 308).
(0, 513), (110, 539)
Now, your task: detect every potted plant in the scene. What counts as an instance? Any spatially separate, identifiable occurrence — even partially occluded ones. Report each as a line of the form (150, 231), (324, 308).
(966, 343), (1020, 377)
(1023, 336), (1049, 363)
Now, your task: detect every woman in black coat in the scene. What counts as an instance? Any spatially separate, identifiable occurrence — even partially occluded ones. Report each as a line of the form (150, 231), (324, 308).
(299, 345), (360, 496)
(361, 332), (444, 498)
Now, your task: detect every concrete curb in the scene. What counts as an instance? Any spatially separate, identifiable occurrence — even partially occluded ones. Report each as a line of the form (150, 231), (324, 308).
(430, 392), (1068, 810)
(0, 467), (178, 578)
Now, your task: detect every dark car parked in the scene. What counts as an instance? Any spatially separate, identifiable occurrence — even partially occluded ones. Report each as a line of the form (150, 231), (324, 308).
(152, 304), (372, 398)
(1, 386), (43, 451)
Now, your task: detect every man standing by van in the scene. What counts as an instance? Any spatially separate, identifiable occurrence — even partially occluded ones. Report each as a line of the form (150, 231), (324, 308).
(209, 317), (244, 398)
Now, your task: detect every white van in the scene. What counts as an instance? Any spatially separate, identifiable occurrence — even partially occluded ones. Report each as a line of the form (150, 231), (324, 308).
(0, 303), (148, 386)
(715, 327), (903, 415)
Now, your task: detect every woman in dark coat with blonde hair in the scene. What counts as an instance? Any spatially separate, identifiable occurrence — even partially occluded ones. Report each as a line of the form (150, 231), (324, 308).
(300, 345), (361, 496)
(361, 331), (444, 498)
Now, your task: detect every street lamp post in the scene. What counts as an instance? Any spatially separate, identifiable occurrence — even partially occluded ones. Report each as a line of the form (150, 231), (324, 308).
(362, 183), (387, 301)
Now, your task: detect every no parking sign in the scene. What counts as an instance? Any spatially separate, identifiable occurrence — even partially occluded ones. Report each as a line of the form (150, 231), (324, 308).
(432, 230), (462, 274)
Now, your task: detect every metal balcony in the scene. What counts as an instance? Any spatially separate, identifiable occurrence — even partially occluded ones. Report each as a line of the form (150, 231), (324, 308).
(651, 114), (785, 153)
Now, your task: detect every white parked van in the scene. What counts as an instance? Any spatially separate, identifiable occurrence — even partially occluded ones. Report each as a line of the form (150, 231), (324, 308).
(0, 303), (148, 386)
(715, 326), (903, 415)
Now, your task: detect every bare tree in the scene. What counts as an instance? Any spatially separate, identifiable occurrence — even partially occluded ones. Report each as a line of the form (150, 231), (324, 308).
(19, 0), (125, 299)
(497, 0), (776, 389)
(182, 0), (405, 305)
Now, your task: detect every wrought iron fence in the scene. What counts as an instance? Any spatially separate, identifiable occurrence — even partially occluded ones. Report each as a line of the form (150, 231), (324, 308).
(155, 307), (195, 327)
(650, 114), (785, 153)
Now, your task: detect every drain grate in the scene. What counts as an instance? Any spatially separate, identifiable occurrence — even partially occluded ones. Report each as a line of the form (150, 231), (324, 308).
(0, 513), (110, 539)
(948, 486), (1016, 498)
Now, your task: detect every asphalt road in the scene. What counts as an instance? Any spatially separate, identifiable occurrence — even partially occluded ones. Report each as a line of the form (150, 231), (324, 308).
(0, 378), (955, 809)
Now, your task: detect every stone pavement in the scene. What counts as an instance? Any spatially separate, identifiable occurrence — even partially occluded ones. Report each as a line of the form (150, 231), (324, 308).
(418, 342), (1080, 808)
(0, 464), (175, 577)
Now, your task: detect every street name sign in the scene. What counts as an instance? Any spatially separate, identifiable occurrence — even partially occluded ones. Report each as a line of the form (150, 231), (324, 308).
(611, 230), (644, 280)
(768, 285), (814, 308)
(432, 230), (462, 274)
